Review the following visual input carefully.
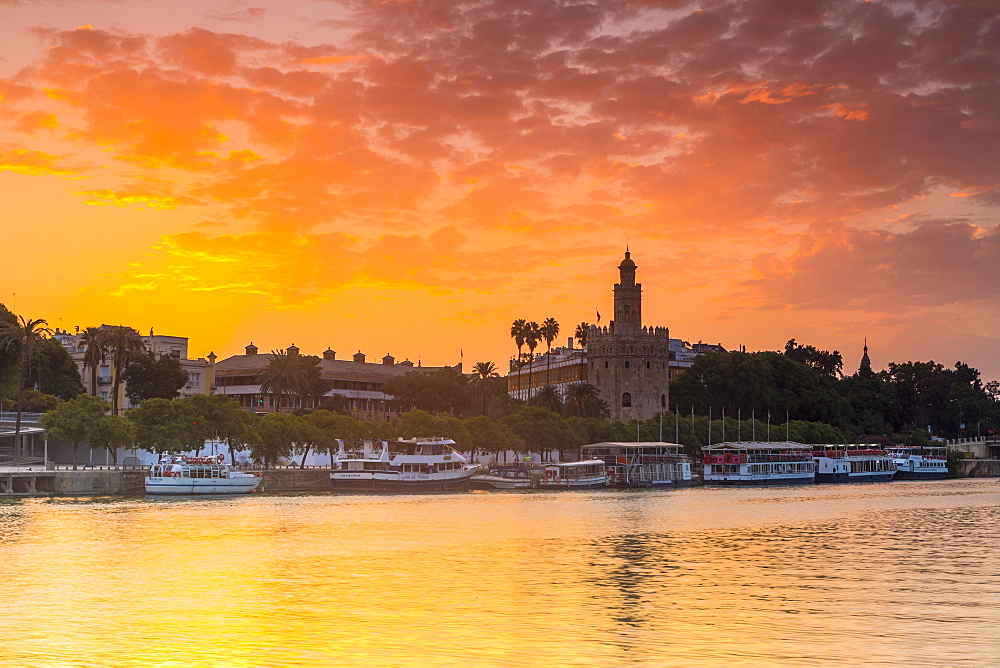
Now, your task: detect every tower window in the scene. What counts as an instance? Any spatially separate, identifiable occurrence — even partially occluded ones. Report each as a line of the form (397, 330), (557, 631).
(624, 361), (630, 369)
(646, 361), (651, 369)
(622, 392), (632, 407)
(604, 361), (609, 369)
(661, 394), (666, 408)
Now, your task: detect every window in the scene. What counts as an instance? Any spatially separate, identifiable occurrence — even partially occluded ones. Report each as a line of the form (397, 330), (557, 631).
(622, 392), (632, 407)
(624, 361), (630, 369)
(646, 361), (651, 369)
(604, 361), (609, 369)
(661, 394), (666, 408)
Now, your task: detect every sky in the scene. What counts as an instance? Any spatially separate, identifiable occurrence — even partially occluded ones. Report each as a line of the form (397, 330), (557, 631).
(0, 0), (997, 382)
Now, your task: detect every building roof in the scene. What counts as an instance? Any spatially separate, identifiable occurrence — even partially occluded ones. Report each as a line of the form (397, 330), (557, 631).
(214, 353), (454, 380)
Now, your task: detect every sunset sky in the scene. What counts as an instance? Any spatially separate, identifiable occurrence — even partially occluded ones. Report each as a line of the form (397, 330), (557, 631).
(1, 0), (997, 381)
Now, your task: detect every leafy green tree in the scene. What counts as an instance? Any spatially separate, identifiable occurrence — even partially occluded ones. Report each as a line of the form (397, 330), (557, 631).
(90, 414), (137, 465)
(254, 412), (303, 468)
(463, 415), (524, 463)
(501, 406), (575, 461)
(395, 409), (472, 450)
(40, 393), (107, 469)
(381, 367), (472, 416)
(124, 351), (189, 405)
(128, 397), (200, 455)
(31, 338), (85, 400)
(784, 339), (843, 377)
(20, 390), (62, 413)
(1, 314), (53, 462)
(303, 409), (361, 467)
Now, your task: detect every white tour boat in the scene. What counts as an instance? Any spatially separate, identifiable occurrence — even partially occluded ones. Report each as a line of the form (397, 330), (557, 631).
(582, 442), (693, 487)
(813, 444), (896, 483)
(330, 437), (477, 491)
(702, 442), (816, 485)
(145, 454), (262, 495)
(887, 445), (949, 480)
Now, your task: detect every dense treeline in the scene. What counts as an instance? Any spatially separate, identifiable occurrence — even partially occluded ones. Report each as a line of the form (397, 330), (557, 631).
(40, 391), (849, 469)
(670, 340), (1000, 442)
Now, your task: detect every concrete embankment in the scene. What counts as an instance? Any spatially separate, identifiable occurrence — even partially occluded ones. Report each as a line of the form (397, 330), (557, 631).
(954, 459), (1000, 477)
(0, 467), (332, 497)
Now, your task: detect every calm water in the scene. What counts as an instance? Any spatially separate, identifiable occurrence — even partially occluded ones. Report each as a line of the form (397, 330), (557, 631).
(2, 480), (1000, 666)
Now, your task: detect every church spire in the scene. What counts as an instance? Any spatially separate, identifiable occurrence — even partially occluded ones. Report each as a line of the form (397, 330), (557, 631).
(858, 338), (873, 377)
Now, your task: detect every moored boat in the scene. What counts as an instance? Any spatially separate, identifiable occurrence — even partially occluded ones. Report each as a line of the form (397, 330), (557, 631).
(145, 454), (262, 495)
(702, 442), (816, 485)
(581, 442), (693, 487)
(886, 445), (949, 480)
(469, 460), (544, 490)
(812, 444), (896, 483)
(539, 459), (608, 489)
(330, 437), (476, 492)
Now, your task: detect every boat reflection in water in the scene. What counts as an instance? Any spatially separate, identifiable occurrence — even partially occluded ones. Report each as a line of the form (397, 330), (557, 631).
(330, 437), (477, 491)
(582, 442), (693, 487)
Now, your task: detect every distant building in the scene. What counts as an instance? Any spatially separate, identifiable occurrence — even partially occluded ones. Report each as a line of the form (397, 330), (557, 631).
(211, 343), (458, 421)
(53, 326), (212, 408)
(506, 251), (726, 420)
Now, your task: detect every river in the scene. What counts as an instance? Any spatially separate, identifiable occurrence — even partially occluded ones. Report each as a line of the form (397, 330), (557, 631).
(1, 479), (998, 666)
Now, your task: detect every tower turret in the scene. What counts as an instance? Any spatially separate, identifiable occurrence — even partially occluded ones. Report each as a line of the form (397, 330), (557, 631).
(613, 249), (642, 333)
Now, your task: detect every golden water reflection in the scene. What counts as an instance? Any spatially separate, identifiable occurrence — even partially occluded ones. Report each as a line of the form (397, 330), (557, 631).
(1, 480), (999, 665)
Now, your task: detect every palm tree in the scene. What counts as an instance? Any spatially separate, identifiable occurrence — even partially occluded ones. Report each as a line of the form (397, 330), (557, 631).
(532, 385), (563, 413)
(471, 361), (500, 415)
(575, 322), (590, 350)
(524, 321), (541, 401)
(541, 317), (559, 387)
(510, 319), (527, 400)
(564, 382), (601, 418)
(0, 315), (53, 463)
(257, 350), (314, 412)
(105, 326), (145, 415)
(80, 326), (107, 397)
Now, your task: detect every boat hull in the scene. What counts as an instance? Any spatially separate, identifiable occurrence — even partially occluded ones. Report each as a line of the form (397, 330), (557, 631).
(816, 471), (896, 483)
(331, 472), (474, 492)
(469, 478), (534, 490)
(704, 475), (815, 486)
(893, 470), (948, 480)
(145, 477), (261, 495)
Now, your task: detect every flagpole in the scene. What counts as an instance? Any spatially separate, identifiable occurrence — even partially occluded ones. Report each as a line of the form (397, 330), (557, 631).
(752, 409), (755, 441)
(675, 405), (679, 443)
(722, 406), (726, 443)
(738, 407), (741, 441)
(708, 406), (712, 445)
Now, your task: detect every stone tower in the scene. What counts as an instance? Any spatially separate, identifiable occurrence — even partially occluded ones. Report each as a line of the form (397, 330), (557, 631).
(587, 251), (671, 421)
(858, 339), (874, 378)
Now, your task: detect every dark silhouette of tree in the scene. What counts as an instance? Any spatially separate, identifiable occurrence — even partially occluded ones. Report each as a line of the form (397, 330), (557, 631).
(510, 319), (527, 400)
(524, 321), (541, 401)
(105, 326), (145, 416)
(0, 315), (53, 462)
(80, 326), (107, 397)
(471, 361), (500, 415)
(124, 351), (188, 405)
(574, 322), (590, 350)
(541, 317), (559, 386)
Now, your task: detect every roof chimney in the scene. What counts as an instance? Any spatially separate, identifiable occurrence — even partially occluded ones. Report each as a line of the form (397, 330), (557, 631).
(246, 342), (258, 356)
(400, 359), (414, 367)
(382, 354), (395, 365)
(323, 348), (336, 361)
(567, 336), (574, 349)
(353, 350), (366, 363)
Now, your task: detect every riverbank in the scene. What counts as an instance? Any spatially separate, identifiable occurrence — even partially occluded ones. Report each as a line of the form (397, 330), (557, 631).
(1, 460), (997, 497)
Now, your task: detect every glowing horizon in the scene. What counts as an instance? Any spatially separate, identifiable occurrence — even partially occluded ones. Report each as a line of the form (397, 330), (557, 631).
(1, 0), (997, 381)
